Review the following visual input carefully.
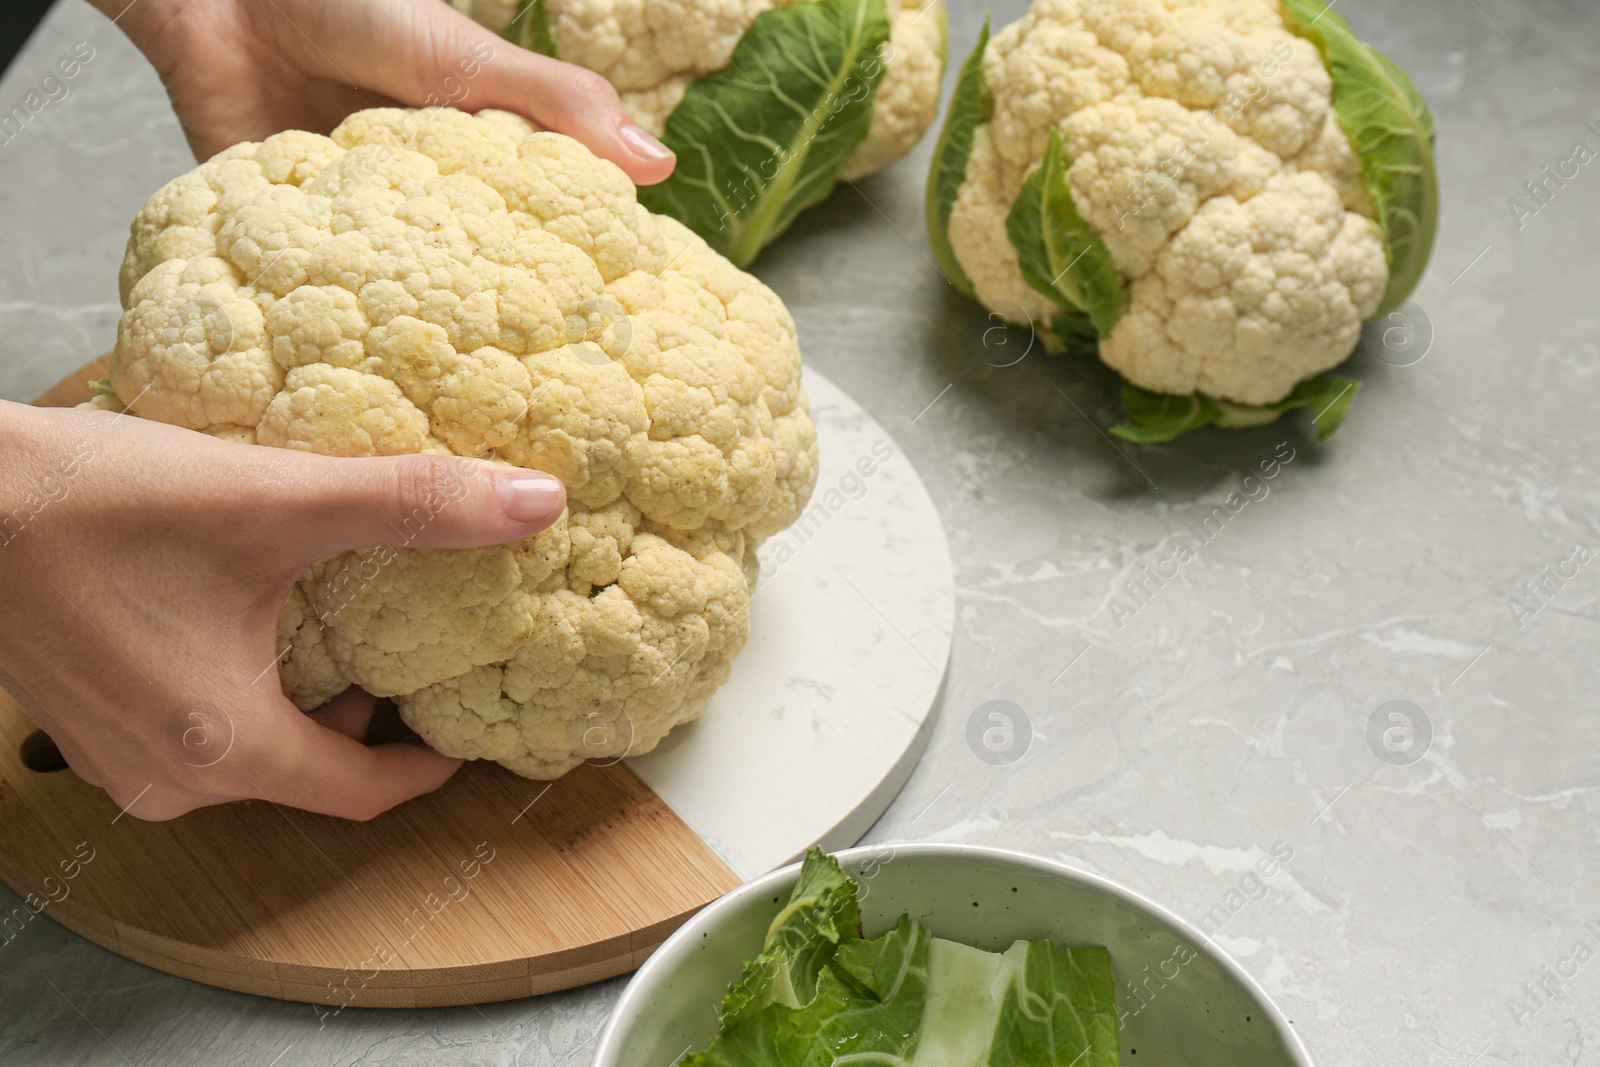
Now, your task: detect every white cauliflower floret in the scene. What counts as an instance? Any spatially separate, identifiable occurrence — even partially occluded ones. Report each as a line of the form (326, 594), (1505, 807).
(107, 107), (818, 779)
(1102, 171), (1385, 403)
(450, 0), (946, 184)
(943, 0), (1391, 406)
(841, 0), (948, 179)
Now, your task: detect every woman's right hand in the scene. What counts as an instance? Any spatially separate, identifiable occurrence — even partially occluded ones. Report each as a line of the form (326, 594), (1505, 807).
(90, 0), (676, 182)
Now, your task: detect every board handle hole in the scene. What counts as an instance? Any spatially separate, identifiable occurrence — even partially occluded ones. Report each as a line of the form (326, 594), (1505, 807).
(20, 730), (69, 773)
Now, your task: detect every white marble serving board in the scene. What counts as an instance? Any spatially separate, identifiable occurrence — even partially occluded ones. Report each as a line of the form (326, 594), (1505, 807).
(628, 367), (954, 881)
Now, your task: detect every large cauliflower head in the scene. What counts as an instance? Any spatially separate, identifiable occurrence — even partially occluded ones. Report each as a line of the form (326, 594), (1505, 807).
(453, 0), (948, 266)
(100, 107), (818, 779)
(928, 0), (1437, 437)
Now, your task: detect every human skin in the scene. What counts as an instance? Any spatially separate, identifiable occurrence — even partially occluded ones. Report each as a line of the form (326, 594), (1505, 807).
(87, 0), (676, 182)
(0, 402), (568, 819)
(0, 0), (675, 820)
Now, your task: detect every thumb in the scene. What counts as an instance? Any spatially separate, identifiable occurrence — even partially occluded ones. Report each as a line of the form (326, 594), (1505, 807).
(289, 453), (566, 560)
(352, 2), (677, 185)
(481, 54), (679, 187)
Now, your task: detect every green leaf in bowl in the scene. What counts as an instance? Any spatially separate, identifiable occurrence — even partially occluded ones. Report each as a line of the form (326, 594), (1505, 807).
(681, 848), (1121, 1066)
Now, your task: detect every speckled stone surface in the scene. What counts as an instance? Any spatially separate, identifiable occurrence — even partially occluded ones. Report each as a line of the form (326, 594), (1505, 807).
(2, 0), (1597, 1064)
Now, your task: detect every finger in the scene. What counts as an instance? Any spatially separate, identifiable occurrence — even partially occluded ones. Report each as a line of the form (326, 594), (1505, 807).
(251, 702), (463, 820)
(347, 2), (676, 184)
(281, 452), (566, 562)
(475, 54), (678, 186)
(306, 686), (378, 742)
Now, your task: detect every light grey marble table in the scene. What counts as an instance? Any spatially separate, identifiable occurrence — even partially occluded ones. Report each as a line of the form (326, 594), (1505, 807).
(2, 0), (1597, 1064)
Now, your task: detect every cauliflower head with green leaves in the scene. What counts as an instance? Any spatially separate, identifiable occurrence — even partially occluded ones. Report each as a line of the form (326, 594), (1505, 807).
(453, 0), (948, 266)
(96, 107), (818, 779)
(927, 0), (1438, 441)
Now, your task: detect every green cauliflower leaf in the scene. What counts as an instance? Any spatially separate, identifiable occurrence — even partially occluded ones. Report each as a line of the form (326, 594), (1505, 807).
(501, 0), (558, 56)
(925, 18), (991, 300)
(1006, 129), (1124, 339)
(638, 0), (891, 267)
(1113, 374), (1362, 443)
(1281, 0), (1440, 315)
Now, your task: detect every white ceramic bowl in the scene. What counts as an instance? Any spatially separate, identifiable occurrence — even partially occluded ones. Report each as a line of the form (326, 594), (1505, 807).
(593, 843), (1314, 1067)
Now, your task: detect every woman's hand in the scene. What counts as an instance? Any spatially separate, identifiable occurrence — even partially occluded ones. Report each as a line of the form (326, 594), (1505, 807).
(90, 0), (676, 184)
(0, 400), (567, 820)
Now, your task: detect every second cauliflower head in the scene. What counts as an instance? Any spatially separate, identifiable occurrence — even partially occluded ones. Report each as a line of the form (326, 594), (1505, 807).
(97, 107), (819, 779)
(452, 0), (948, 266)
(928, 0), (1438, 441)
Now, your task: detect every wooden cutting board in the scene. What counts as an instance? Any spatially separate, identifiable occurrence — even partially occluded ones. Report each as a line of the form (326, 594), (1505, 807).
(0, 358), (955, 1009)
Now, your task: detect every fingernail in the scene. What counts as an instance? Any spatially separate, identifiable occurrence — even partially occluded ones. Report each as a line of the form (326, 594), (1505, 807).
(493, 470), (565, 523)
(618, 122), (673, 162)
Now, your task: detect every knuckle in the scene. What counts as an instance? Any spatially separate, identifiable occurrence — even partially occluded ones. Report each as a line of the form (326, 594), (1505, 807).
(140, 798), (201, 822)
(568, 68), (619, 109)
(390, 455), (474, 526)
(345, 795), (390, 822)
(105, 783), (196, 822)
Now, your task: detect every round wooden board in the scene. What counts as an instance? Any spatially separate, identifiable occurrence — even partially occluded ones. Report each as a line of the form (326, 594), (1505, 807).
(0, 359), (955, 1008)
